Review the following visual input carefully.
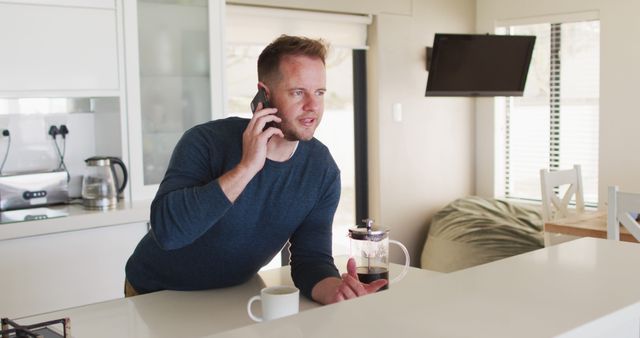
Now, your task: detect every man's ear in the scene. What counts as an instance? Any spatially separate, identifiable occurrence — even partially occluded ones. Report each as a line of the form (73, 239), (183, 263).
(258, 81), (270, 99)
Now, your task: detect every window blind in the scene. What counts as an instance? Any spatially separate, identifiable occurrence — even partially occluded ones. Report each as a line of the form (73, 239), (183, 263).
(225, 4), (371, 49)
(501, 20), (600, 206)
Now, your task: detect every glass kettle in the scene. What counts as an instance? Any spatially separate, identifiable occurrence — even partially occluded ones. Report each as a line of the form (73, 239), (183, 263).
(81, 156), (128, 210)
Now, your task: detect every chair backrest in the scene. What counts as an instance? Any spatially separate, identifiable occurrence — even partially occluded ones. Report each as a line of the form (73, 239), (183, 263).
(607, 186), (640, 241)
(539, 164), (585, 222)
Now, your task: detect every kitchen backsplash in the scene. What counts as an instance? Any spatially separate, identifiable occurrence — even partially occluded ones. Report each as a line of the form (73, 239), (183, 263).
(0, 97), (121, 198)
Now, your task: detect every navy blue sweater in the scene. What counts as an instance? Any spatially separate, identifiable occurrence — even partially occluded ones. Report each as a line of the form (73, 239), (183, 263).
(125, 117), (341, 298)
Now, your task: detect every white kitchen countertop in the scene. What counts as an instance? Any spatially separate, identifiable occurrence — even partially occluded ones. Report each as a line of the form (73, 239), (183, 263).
(17, 260), (440, 337)
(0, 199), (151, 241)
(210, 238), (640, 338)
(17, 238), (640, 338)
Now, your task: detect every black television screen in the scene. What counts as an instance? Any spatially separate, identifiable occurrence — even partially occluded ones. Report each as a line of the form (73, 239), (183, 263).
(425, 33), (536, 97)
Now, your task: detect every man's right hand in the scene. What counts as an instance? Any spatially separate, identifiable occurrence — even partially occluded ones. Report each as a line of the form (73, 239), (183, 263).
(239, 104), (283, 175)
(311, 258), (388, 305)
(218, 105), (283, 203)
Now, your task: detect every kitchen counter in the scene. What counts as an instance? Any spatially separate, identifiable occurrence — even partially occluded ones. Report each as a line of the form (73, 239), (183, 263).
(212, 238), (640, 338)
(18, 260), (438, 337)
(16, 238), (640, 338)
(0, 199), (152, 318)
(0, 199), (151, 241)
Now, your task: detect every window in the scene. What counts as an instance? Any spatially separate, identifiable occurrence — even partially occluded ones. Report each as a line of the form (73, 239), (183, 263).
(497, 18), (600, 206)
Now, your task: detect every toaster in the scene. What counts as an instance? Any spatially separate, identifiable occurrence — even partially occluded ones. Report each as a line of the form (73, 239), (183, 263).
(0, 170), (68, 211)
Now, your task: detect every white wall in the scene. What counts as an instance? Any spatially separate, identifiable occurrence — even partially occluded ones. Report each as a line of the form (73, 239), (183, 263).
(476, 0), (640, 205)
(230, 0), (477, 265)
(368, 3), (476, 265)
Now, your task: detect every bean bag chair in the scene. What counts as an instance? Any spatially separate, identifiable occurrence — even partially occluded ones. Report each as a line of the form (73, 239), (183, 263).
(420, 196), (544, 273)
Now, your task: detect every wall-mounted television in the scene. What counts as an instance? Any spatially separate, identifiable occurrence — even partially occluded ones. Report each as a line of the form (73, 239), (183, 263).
(425, 33), (536, 97)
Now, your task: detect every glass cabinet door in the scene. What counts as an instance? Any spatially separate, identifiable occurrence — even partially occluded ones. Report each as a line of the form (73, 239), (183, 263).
(124, 0), (224, 199)
(137, 0), (212, 185)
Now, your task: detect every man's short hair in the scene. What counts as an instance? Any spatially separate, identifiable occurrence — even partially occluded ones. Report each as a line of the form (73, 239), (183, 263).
(257, 35), (328, 84)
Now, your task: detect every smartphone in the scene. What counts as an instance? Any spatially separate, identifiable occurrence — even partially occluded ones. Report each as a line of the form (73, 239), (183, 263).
(250, 88), (270, 113)
(250, 88), (277, 131)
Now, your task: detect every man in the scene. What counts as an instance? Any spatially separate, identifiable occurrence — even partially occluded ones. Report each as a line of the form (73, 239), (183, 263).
(125, 35), (386, 304)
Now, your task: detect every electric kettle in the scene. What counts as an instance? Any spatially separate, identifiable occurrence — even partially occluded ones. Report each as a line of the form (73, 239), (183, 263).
(81, 156), (128, 210)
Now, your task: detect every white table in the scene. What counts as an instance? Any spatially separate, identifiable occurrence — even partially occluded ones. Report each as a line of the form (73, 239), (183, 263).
(544, 210), (639, 244)
(18, 259), (434, 337)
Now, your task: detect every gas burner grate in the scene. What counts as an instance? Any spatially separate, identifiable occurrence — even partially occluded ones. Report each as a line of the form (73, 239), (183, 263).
(0, 317), (70, 338)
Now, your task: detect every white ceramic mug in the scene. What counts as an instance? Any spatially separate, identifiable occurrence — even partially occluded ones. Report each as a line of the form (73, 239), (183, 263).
(247, 285), (299, 322)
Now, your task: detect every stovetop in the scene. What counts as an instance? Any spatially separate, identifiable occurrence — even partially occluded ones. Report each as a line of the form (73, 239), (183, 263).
(3, 327), (64, 338)
(0, 206), (68, 224)
(1, 317), (69, 338)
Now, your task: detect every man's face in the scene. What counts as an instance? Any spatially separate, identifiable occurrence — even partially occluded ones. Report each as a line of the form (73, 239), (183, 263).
(267, 55), (326, 141)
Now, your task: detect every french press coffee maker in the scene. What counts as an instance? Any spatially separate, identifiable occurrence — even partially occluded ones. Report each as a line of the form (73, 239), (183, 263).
(348, 219), (410, 290)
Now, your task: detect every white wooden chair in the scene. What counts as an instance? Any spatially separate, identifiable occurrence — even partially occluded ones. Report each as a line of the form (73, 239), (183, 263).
(540, 165), (585, 246)
(607, 186), (640, 241)
(540, 164), (585, 222)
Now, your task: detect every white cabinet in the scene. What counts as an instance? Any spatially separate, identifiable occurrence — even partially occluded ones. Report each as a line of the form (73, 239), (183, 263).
(0, 222), (148, 318)
(0, 1), (120, 97)
(123, 0), (225, 200)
